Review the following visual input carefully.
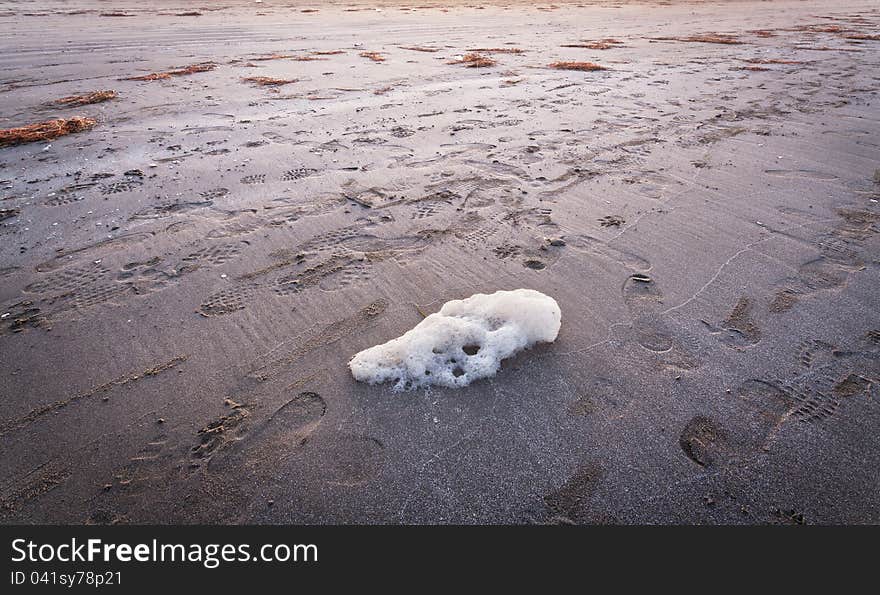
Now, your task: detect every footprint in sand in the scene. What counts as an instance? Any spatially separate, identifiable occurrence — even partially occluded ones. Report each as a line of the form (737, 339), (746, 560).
(35, 232), (155, 273)
(622, 273), (662, 313)
(619, 274), (702, 370)
(542, 462), (604, 524)
(49, 283), (134, 313)
(192, 403), (251, 461)
(678, 416), (728, 468)
(566, 376), (641, 423)
(513, 243), (563, 272)
(43, 182), (98, 207)
(411, 200), (452, 220)
(632, 318), (702, 370)
(704, 296), (762, 350)
(281, 168), (318, 181)
(796, 339), (839, 369)
(207, 392), (326, 473)
(101, 178), (144, 195)
(181, 243), (241, 267)
(781, 366), (857, 424)
(199, 284), (261, 317)
(566, 234), (652, 272)
(708, 378), (798, 467)
(770, 255), (854, 313)
(769, 206), (877, 313)
(4, 261), (136, 332)
(199, 187), (229, 200)
(598, 214), (626, 228)
(736, 379), (796, 438)
(24, 262), (108, 294)
(816, 235), (864, 267)
(129, 200), (215, 221)
(239, 174), (266, 185)
(317, 260), (373, 292)
(730, 333), (879, 452)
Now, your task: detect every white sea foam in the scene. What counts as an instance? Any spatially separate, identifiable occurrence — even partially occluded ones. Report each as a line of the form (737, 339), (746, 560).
(349, 289), (561, 390)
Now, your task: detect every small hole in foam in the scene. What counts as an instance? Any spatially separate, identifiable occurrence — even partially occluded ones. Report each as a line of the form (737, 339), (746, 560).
(462, 344), (480, 356)
(452, 367), (465, 378)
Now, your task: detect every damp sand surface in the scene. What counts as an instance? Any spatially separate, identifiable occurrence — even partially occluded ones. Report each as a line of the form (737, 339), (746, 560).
(1, 0), (879, 524)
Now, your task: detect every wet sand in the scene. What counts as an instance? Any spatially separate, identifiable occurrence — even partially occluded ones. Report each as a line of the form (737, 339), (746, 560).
(1, 0), (878, 524)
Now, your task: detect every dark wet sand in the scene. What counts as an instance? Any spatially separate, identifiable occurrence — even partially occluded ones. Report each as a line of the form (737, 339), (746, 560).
(1, 0), (878, 524)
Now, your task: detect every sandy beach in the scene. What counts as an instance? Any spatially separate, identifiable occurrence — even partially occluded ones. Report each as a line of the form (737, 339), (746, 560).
(0, 0), (878, 524)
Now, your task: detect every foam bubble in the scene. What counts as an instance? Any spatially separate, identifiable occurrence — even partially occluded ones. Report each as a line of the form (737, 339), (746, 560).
(349, 289), (561, 390)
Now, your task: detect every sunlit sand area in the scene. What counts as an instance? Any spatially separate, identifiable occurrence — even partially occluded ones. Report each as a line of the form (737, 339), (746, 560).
(1, 0), (878, 524)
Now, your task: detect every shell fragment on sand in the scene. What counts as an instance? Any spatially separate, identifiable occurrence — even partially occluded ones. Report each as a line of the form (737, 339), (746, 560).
(349, 289), (561, 390)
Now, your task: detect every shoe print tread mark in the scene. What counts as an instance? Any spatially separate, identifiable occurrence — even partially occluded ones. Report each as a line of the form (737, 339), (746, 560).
(246, 299), (388, 381)
(240, 174), (266, 185)
(281, 168), (317, 181)
(198, 284), (259, 317)
(24, 262), (108, 294)
(101, 180), (143, 195)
